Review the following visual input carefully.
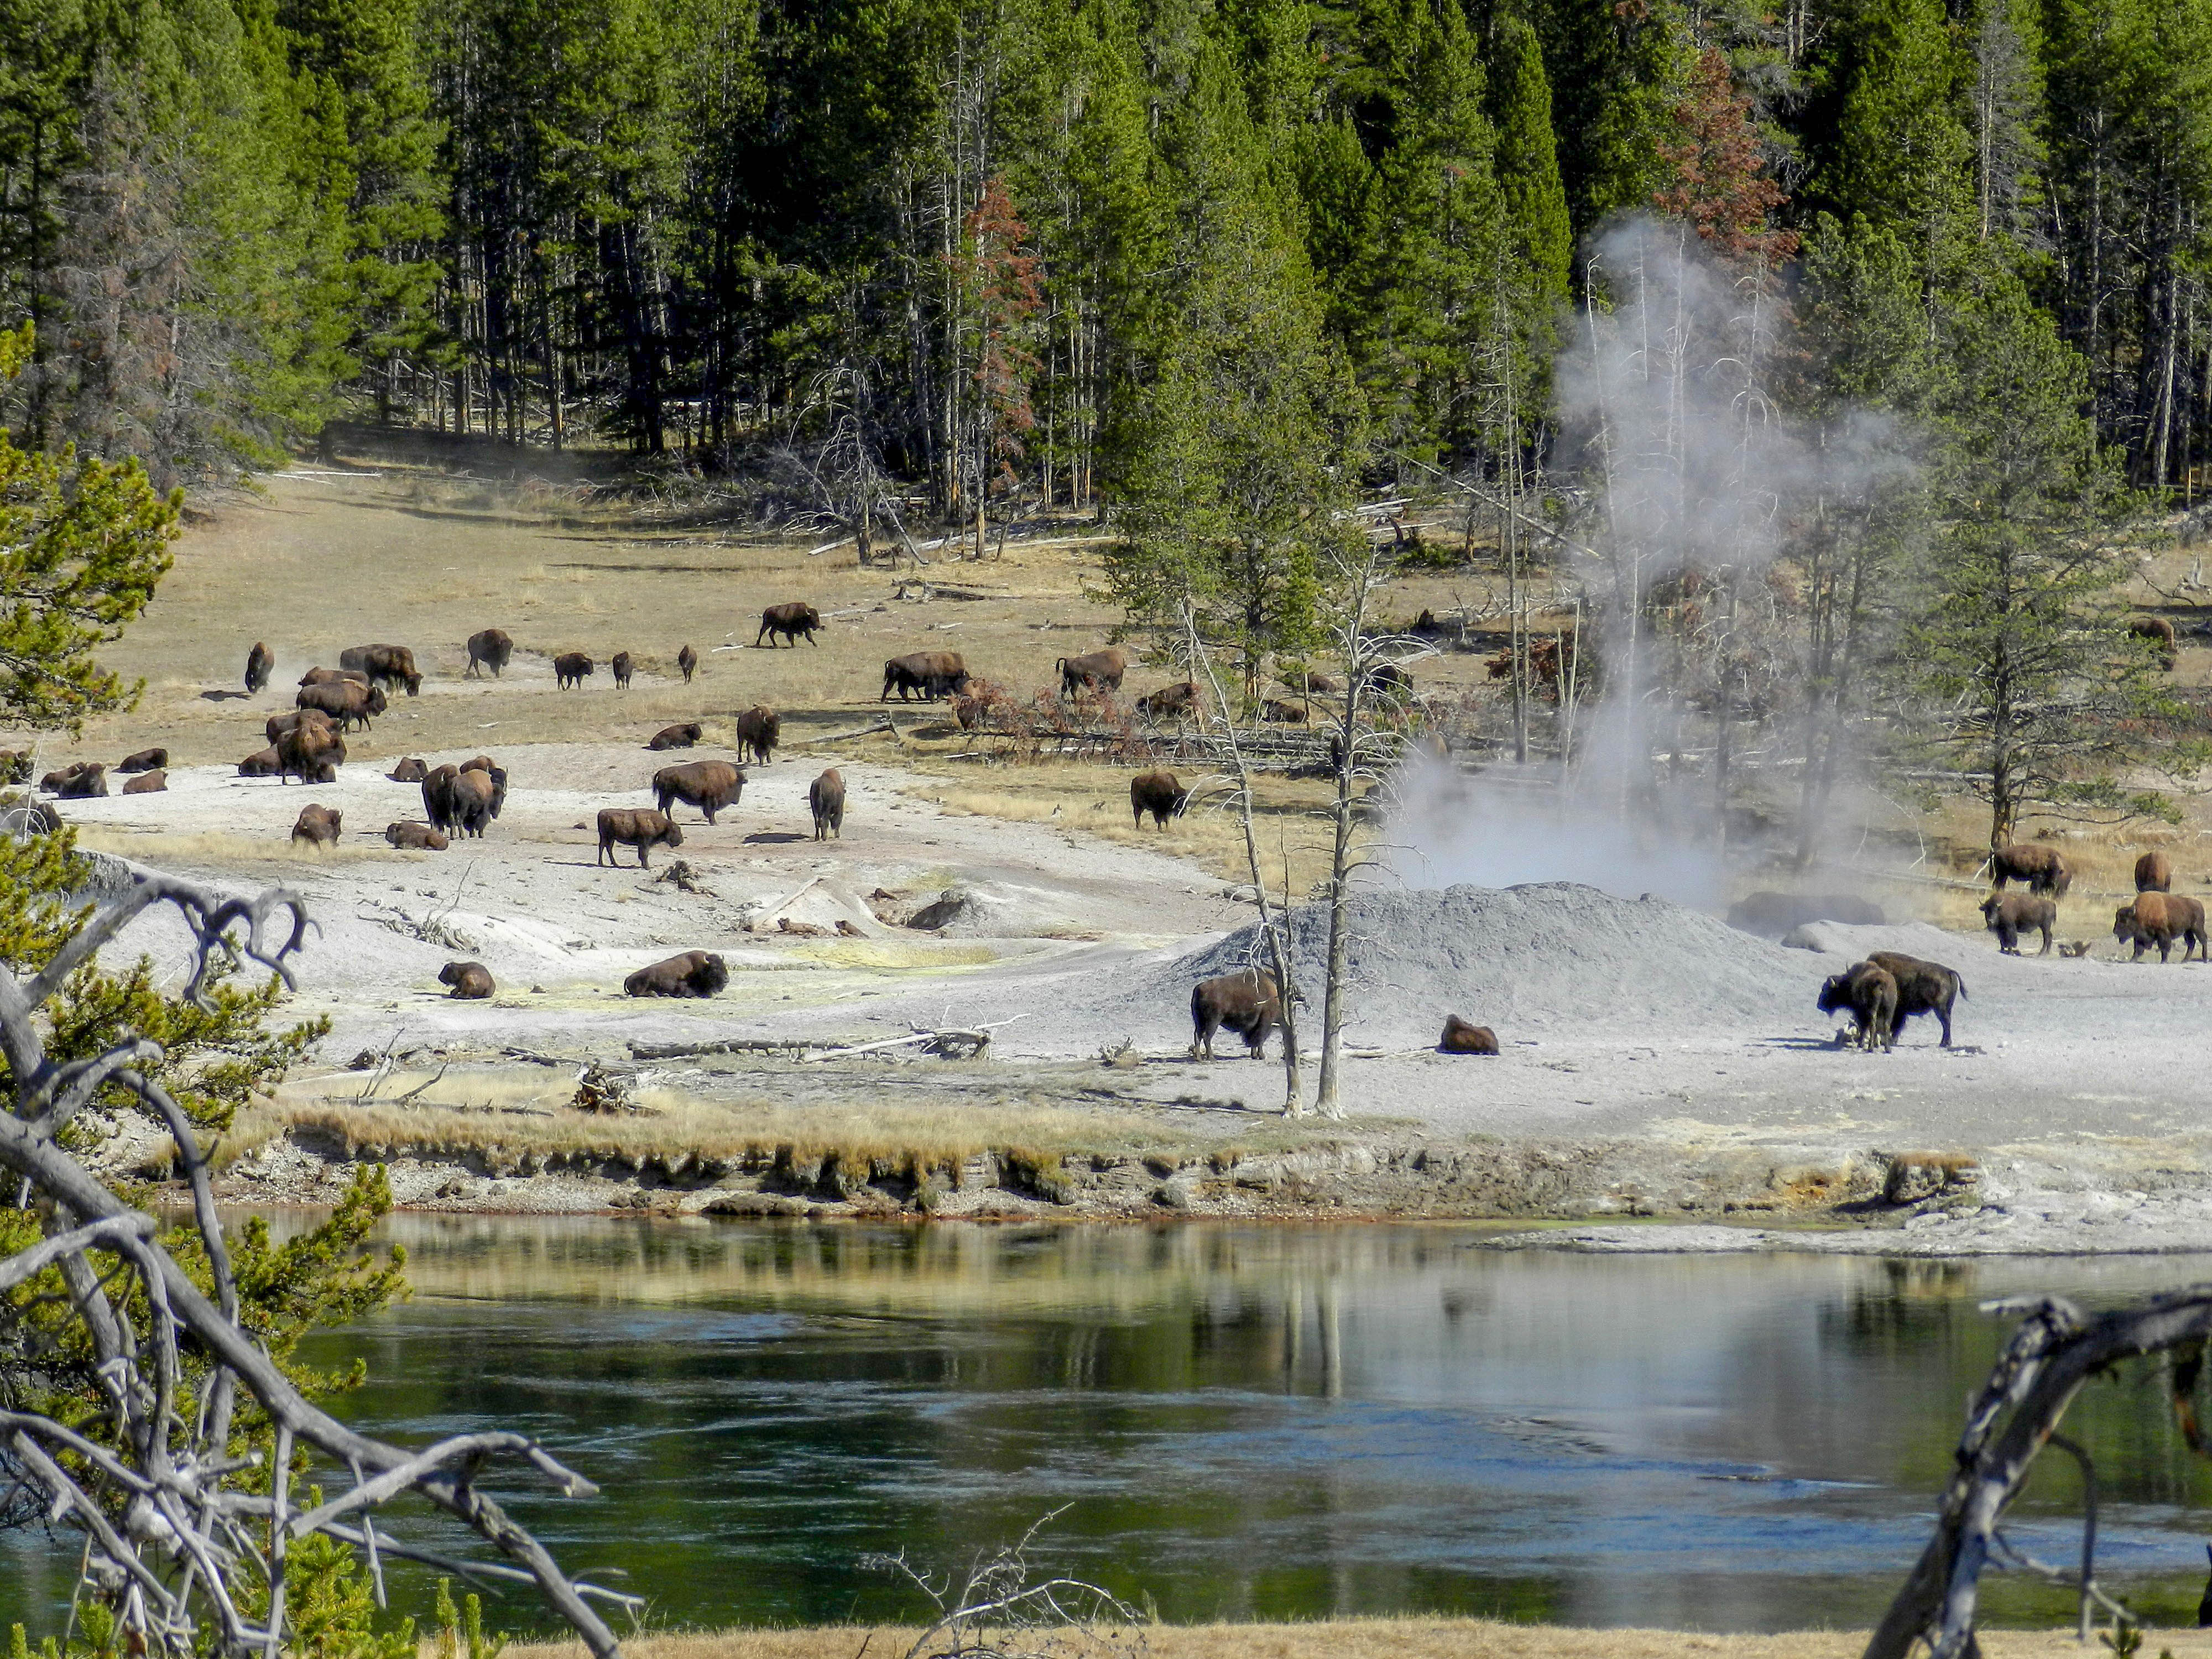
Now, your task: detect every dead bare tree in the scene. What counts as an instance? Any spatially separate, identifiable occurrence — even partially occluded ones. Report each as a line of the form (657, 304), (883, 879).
(865, 1508), (1145, 1659)
(0, 870), (633, 1657)
(1867, 1286), (2212, 1659)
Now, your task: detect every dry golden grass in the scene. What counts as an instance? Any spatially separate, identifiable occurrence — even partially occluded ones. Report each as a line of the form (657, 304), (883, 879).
(72, 827), (419, 867)
(499, 1621), (2212, 1659)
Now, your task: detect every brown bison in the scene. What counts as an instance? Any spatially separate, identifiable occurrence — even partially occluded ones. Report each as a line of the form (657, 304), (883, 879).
(1866, 951), (1966, 1047)
(654, 759), (745, 823)
(1439, 1015), (1499, 1055)
(757, 603), (822, 648)
(2114, 892), (2208, 963)
(677, 643), (698, 681)
(597, 807), (684, 868)
(296, 679), (387, 731)
(734, 706), (780, 765)
(116, 747), (166, 774)
(290, 805), (341, 849)
(611, 650), (634, 689)
(2128, 614), (2179, 668)
(554, 652), (593, 690)
(466, 628), (514, 678)
(446, 767), (505, 837)
(648, 723), (703, 751)
(624, 950), (728, 998)
(2136, 850), (2174, 892)
(338, 643), (422, 696)
(299, 666), (369, 690)
(881, 650), (970, 702)
(1282, 670), (1342, 696)
(1980, 891), (2057, 956)
(1259, 699), (1307, 724)
(1057, 648), (1129, 699)
(388, 757), (429, 782)
(1137, 682), (1199, 722)
(1190, 969), (1284, 1060)
(1816, 961), (1898, 1052)
(39, 760), (92, 792)
(385, 821), (448, 850)
(266, 708), (335, 745)
(122, 769), (166, 795)
(276, 721), (344, 784)
(1989, 842), (2071, 896)
(238, 747), (282, 778)
(53, 764), (106, 800)
(809, 769), (845, 841)
(439, 961), (494, 999)
(420, 765), (461, 832)
(1360, 661), (1412, 700)
(1130, 770), (1189, 828)
(245, 641), (273, 693)
(459, 754), (495, 775)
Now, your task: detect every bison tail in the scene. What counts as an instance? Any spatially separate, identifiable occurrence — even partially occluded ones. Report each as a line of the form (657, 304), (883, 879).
(1955, 978), (1969, 1000)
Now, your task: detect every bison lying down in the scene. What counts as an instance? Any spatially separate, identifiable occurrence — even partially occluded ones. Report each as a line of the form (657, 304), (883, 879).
(385, 822), (448, 850)
(1980, 891), (2056, 956)
(117, 747), (166, 774)
(624, 950), (728, 998)
(1137, 682), (1199, 722)
(290, 805), (341, 848)
(1190, 969), (1283, 1060)
(1439, 1016), (1499, 1055)
(1817, 961), (1897, 1051)
(122, 769), (165, 794)
(440, 961), (494, 999)
(648, 723), (702, 751)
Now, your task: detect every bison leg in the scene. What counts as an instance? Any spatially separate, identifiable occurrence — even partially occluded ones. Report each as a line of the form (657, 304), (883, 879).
(635, 843), (651, 869)
(598, 838), (613, 867)
(1937, 1006), (1953, 1047)
(2036, 924), (2052, 957)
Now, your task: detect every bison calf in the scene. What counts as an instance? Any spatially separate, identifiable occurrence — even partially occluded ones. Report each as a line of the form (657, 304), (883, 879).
(624, 950), (728, 998)
(2136, 850), (2174, 892)
(385, 822), (448, 850)
(122, 769), (166, 795)
(1866, 951), (1965, 1047)
(2114, 892), (2209, 963)
(554, 652), (593, 690)
(1817, 961), (1897, 1052)
(116, 747), (166, 774)
(439, 961), (494, 999)
(1439, 1016), (1499, 1055)
(1190, 969), (1283, 1060)
(598, 807), (684, 868)
(1130, 770), (1189, 829)
(648, 723), (703, 751)
(810, 769), (845, 841)
(290, 805), (342, 849)
(466, 628), (514, 678)
(1980, 891), (2057, 956)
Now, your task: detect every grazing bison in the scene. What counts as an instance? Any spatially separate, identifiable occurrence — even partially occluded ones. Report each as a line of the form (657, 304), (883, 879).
(245, 641), (273, 693)
(121, 769), (166, 795)
(809, 769), (845, 841)
(1866, 951), (1966, 1047)
(1989, 842), (2071, 896)
(296, 679), (387, 731)
(2114, 892), (2209, 963)
(388, 757), (429, 782)
(339, 644), (422, 696)
(53, 764), (107, 800)
(1190, 969), (1284, 1060)
(1981, 891), (2057, 956)
(881, 651), (970, 702)
(439, 961), (494, 999)
(276, 721), (344, 784)
(238, 747), (281, 778)
(648, 723), (702, 751)
(1726, 891), (1887, 935)
(1137, 682), (1199, 723)
(654, 759), (745, 823)
(1259, 699), (1307, 724)
(2136, 850), (2174, 893)
(757, 603), (822, 648)
(554, 652), (593, 690)
(116, 747), (166, 774)
(466, 628), (514, 679)
(624, 950), (728, 998)
(611, 650), (634, 689)
(447, 767), (504, 837)
(1057, 648), (1129, 700)
(597, 807), (684, 868)
(290, 805), (341, 848)
(1817, 961), (1898, 1052)
(734, 706), (780, 765)
(2128, 614), (2180, 668)
(1130, 770), (1189, 828)
(385, 822), (448, 850)
(1439, 1015), (1499, 1055)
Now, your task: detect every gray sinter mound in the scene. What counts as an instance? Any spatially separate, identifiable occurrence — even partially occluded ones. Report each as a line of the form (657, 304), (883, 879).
(1132, 882), (1824, 1048)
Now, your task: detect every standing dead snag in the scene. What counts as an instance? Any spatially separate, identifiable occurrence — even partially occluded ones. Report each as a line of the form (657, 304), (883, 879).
(1867, 1288), (2212, 1659)
(0, 868), (632, 1658)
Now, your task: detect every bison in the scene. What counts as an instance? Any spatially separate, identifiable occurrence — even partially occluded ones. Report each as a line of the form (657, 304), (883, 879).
(554, 652), (593, 690)
(1259, 699), (1307, 724)
(2128, 614), (2179, 668)
(338, 643), (422, 695)
(385, 822), (448, 850)
(266, 708), (336, 745)
(757, 603), (822, 648)
(1980, 891), (2057, 956)
(597, 807), (684, 868)
(624, 950), (728, 998)
(1190, 969), (1284, 1060)
(290, 805), (341, 848)
(1137, 682), (1199, 723)
(654, 760), (744, 823)
(388, 757), (429, 782)
(1866, 951), (1966, 1047)
(1989, 842), (2071, 896)
(466, 628), (514, 679)
(420, 765), (461, 832)
(2136, 850), (2174, 893)
(611, 650), (634, 689)
(881, 650), (970, 702)
(648, 723), (703, 751)
(1360, 661), (1412, 700)
(295, 679), (387, 731)
(1816, 961), (1898, 1052)
(1281, 670), (1341, 696)
(245, 641), (273, 693)
(277, 721), (344, 785)
(446, 767), (504, 837)
(121, 769), (165, 795)
(2114, 892), (2208, 963)
(1130, 770), (1189, 828)
(1439, 1015), (1499, 1055)
(809, 769), (845, 841)
(677, 644), (698, 682)
(116, 747), (166, 774)
(734, 706), (779, 766)
(459, 754), (495, 775)
(39, 761), (91, 792)
(299, 666), (369, 691)
(1057, 648), (1129, 700)
(439, 961), (494, 999)
(237, 747), (281, 778)
(53, 764), (106, 800)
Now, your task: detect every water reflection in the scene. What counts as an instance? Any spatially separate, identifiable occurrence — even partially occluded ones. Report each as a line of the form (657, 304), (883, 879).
(9, 1220), (2212, 1636)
